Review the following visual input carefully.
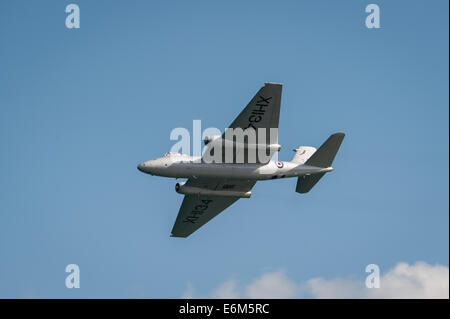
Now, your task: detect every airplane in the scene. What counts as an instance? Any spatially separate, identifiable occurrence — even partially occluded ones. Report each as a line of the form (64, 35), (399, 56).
(137, 83), (345, 238)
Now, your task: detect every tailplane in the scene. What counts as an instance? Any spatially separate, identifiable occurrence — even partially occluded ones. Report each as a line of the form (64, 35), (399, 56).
(296, 173), (326, 194)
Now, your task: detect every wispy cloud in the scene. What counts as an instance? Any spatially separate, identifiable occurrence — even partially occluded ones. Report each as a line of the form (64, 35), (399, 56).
(182, 261), (449, 299)
(246, 271), (298, 299)
(365, 262), (449, 299)
(181, 282), (195, 299)
(211, 280), (241, 299)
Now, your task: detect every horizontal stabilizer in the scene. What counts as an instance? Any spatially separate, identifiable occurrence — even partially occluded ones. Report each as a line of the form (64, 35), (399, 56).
(296, 173), (325, 193)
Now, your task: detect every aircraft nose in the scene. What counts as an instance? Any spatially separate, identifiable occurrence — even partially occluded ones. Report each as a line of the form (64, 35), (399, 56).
(137, 162), (147, 172)
(138, 161), (155, 173)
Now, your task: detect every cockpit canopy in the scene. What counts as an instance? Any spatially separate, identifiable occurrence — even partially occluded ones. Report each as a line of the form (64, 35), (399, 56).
(163, 152), (186, 158)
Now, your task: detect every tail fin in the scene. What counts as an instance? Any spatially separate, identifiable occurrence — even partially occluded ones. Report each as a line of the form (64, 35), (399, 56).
(296, 132), (345, 194)
(304, 133), (345, 168)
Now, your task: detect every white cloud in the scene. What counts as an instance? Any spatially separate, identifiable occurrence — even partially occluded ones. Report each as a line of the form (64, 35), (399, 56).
(246, 270), (299, 299)
(181, 282), (195, 299)
(306, 277), (362, 299)
(182, 262), (449, 299)
(367, 261), (449, 299)
(307, 261), (449, 299)
(211, 280), (241, 299)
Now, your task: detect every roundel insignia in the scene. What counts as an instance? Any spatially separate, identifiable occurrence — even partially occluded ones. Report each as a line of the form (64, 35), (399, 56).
(276, 161), (284, 168)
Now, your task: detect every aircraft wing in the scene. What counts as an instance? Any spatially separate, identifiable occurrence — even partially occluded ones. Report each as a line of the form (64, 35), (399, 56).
(171, 178), (256, 237)
(225, 82), (282, 145)
(203, 83), (283, 164)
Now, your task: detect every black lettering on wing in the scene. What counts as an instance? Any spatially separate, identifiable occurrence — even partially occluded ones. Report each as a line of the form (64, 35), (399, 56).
(247, 96), (272, 128)
(182, 199), (213, 224)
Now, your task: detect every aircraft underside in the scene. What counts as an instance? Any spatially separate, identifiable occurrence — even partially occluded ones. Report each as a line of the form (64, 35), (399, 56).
(137, 83), (345, 237)
(148, 161), (333, 181)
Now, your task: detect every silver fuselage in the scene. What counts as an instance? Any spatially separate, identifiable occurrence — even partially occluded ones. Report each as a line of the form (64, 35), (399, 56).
(137, 154), (332, 180)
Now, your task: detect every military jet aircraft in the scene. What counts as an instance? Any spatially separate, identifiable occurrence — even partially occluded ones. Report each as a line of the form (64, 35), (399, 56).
(138, 83), (345, 237)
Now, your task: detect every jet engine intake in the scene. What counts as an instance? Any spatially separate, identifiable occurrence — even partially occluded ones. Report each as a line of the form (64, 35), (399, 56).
(203, 135), (221, 146)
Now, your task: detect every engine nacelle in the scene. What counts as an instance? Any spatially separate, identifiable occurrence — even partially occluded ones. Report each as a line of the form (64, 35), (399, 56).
(175, 182), (251, 198)
(204, 136), (281, 152)
(291, 146), (316, 164)
(203, 135), (221, 146)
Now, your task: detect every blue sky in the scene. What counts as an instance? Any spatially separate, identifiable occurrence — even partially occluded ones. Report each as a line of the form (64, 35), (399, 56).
(0, 1), (448, 298)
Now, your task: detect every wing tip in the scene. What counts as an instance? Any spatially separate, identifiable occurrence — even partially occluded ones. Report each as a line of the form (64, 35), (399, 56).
(170, 232), (187, 238)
